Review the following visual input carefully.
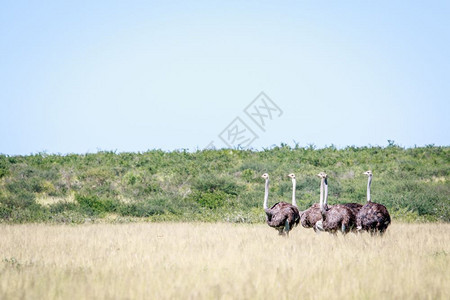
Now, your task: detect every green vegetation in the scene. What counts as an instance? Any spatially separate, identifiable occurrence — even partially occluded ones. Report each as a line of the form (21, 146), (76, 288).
(0, 144), (448, 223)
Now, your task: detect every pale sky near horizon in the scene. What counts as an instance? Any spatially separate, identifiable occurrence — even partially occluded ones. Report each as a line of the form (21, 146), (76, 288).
(1, 1), (449, 155)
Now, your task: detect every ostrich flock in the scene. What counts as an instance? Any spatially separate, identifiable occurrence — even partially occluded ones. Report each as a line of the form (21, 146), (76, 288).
(262, 171), (391, 236)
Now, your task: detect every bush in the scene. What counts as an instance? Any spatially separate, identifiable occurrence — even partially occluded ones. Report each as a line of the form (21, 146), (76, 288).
(0, 155), (9, 178)
(192, 176), (241, 196)
(241, 169), (255, 182)
(49, 201), (78, 214)
(188, 190), (228, 209)
(1, 183), (36, 210)
(75, 194), (117, 216)
(8, 205), (49, 222)
(0, 205), (12, 220)
(118, 197), (174, 217)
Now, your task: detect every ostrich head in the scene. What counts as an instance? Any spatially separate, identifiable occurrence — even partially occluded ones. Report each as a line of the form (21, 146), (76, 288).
(287, 173), (296, 179)
(316, 172), (327, 179)
(363, 170), (373, 177)
(261, 173), (269, 180)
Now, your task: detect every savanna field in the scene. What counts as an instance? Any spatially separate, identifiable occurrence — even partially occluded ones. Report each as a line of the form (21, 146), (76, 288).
(0, 145), (449, 299)
(1, 223), (449, 299)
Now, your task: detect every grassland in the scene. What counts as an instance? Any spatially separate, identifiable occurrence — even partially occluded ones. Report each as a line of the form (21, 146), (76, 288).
(1, 144), (449, 224)
(1, 222), (449, 299)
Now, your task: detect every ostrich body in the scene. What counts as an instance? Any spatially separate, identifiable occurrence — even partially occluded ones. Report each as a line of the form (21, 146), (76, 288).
(342, 203), (363, 217)
(317, 172), (356, 234)
(299, 203), (323, 230)
(356, 171), (391, 235)
(262, 173), (300, 236)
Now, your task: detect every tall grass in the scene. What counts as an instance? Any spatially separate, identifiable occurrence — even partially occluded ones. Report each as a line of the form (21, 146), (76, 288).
(1, 223), (448, 299)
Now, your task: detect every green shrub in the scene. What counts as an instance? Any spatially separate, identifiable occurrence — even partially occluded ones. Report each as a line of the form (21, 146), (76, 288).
(1, 184), (36, 209)
(75, 194), (117, 216)
(188, 190), (228, 209)
(120, 171), (161, 197)
(49, 201), (78, 214)
(0, 205), (12, 220)
(192, 176), (241, 196)
(118, 197), (174, 217)
(241, 169), (255, 182)
(8, 205), (49, 222)
(0, 155), (9, 178)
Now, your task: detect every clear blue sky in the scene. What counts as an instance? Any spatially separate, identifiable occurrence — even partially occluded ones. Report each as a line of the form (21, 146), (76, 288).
(1, 0), (449, 155)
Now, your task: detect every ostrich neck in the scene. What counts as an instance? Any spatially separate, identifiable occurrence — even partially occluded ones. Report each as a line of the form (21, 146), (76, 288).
(324, 178), (329, 209)
(291, 179), (297, 207)
(319, 178), (325, 217)
(367, 175), (372, 203)
(263, 178), (269, 210)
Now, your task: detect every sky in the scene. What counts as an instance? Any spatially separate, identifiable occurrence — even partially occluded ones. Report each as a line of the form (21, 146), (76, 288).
(1, 0), (449, 155)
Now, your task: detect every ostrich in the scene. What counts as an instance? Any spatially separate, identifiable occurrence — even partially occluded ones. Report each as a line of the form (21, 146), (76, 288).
(317, 172), (356, 234)
(287, 173), (323, 232)
(339, 184), (363, 221)
(342, 202), (363, 217)
(356, 171), (391, 235)
(262, 173), (300, 236)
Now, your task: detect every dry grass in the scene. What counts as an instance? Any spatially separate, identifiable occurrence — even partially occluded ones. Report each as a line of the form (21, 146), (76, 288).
(35, 192), (76, 206)
(0, 223), (449, 299)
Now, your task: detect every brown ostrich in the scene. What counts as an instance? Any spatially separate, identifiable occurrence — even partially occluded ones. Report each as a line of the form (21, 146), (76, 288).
(262, 173), (300, 236)
(317, 172), (356, 234)
(356, 171), (391, 235)
(299, 203), (323, 232)
(342, 203), (363, 217)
